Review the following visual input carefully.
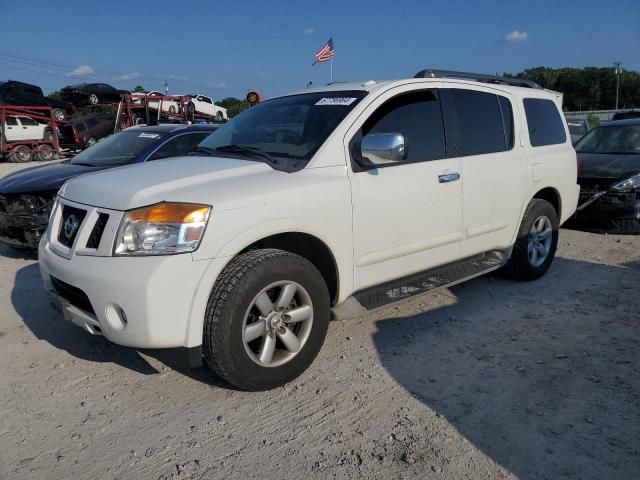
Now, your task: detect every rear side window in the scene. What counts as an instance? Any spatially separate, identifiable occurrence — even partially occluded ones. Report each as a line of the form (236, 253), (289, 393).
(6, 116), (18, 126)
(75, 122), (87, 133)
(361, 90), (446, 162)
(523, 98), (566, 147)
(449, 89), (512, 156)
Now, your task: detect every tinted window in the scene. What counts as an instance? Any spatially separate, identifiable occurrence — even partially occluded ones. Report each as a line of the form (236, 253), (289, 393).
(148, 132), (210, 160)
(523, 98), (566, 147)
(575, 125), (640, 154)
(18, 116), (38, 126)
(6, 116), (18, 126)
(86, 117), (99, 127)
(74, 122), (87, 133)
(71, 130), (168, 166)
(199, 91), (366, 163)
(25, 85), (42, 96)
(499, 96), (514, 149)
(450, 89), (511, 156)
(361, 90), (445, 163)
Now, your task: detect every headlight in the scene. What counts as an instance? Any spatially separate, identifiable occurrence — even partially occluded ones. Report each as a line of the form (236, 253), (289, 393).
(114, 202), (210, 256)
(611, 174), (640, 192)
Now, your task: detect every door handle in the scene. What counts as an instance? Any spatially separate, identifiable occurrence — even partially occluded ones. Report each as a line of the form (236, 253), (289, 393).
(438, 172), (461, 183)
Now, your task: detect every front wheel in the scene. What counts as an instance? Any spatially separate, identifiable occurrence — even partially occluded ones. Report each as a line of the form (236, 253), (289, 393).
(215, 111), (224, 122)
(86, 137), (97, 147)
(503, 199), (559, 281)
(52, 108), (66, 121)
(88, 93), (99, 105)
(203, 249), (330, 391)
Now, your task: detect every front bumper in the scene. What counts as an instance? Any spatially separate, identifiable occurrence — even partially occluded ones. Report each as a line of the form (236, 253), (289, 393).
(39, 239), (225, 349)
(571, 190), (640, 233)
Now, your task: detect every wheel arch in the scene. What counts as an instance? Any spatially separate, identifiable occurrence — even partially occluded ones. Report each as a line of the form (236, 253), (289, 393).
(532, 187), (562, 220)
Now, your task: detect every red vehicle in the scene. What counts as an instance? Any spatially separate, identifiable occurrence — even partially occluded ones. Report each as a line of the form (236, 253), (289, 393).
(0, 106), (60, 162)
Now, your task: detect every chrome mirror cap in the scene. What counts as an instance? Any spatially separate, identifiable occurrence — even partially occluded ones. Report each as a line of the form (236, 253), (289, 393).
(361, 132), (406, 165)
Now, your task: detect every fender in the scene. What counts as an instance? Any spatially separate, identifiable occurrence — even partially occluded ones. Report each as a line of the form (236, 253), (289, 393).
(183, 218), (353, 348)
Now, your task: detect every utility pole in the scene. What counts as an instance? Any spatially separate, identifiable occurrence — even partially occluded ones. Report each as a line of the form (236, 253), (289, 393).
(613, 62), (621, 110)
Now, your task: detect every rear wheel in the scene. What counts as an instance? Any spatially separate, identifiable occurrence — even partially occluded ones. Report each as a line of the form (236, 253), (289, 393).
(52, 108), (66, 121)
(8, 145), (33, 163)
(215, 111), (224, 122)
(86, 137), (97, 147)
(503, 199), (559, 281)
(43, 129), (55, 142)
(36, 144), (56, 161)
(89, 93), (99, 105)
(203, 249), (330, 391)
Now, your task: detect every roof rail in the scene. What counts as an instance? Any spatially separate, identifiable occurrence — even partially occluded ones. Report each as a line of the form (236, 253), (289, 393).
(414, 69), (542, 89)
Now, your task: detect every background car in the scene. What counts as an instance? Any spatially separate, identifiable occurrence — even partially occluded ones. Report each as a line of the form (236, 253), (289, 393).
(1, 115), (54, 142)
(131, 91), (181, 114)
(572, 118), (640, 233)
(61, 83), (129, 107)
(611, 110), (640, 121)
(565, 116), (593, 145)
(188, 94), (228, 121)
(0, 80), (74, 121)
(0, 123), (216, 249)
(57, 113), (115, 149)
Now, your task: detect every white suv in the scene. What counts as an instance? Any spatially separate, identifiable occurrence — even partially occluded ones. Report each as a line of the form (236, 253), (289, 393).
(39, 70), (579, 391)
(188, 94), (228, 121)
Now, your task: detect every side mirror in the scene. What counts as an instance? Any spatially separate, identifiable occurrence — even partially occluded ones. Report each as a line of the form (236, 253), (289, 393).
(361, 132), (406, 166)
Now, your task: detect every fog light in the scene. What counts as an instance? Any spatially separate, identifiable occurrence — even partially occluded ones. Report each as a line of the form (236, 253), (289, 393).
(105, 303), (128, 331)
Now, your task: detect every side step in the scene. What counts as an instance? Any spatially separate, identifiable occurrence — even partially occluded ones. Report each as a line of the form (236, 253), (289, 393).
(353, 250), (507, 311)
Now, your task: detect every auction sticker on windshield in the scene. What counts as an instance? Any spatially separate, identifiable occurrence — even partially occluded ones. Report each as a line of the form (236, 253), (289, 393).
(315, 97), (358, 106)
(138, 133), (161, 139)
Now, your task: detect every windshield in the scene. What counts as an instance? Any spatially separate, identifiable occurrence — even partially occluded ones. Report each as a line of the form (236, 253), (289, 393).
(576, 125), (640, 154)
(198, 90), (367, 168)
(70, 130), (167, 167)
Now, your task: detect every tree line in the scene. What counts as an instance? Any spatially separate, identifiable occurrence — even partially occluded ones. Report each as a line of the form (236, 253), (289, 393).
(505, 67), (640, 111)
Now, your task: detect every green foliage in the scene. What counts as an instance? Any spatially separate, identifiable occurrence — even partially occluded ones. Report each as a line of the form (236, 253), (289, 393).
(218, 97), (250, 117)
(505, 67), (640, 111)
(47, 90), (62, 100)
(133, 85), (145, 93)
(586, 113), (600, 127)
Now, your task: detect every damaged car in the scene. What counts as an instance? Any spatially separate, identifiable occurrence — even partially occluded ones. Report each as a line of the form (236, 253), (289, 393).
(572, 118), (640, 233)
(0, 123), (216, 249)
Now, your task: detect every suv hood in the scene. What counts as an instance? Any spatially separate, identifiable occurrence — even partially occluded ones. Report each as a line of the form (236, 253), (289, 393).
(578, 152), (640, 181)
(58, 156), (275, 211)
(0, 161), (107, 194)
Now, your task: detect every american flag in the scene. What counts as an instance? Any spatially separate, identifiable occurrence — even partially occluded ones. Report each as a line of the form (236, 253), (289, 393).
(313, 38), (334, 65)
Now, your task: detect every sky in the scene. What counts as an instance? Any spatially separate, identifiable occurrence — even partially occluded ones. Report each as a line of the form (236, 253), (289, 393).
(1, 0), (638, 100)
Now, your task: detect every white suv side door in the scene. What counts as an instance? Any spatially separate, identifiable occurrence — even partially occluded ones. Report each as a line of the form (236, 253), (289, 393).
(347, 86), (463, 291)
(441, 87), (528, 257)
(17, 116), (45, 140)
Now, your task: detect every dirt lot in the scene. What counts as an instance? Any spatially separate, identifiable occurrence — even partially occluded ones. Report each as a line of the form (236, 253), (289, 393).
(0, 161), (639, 480)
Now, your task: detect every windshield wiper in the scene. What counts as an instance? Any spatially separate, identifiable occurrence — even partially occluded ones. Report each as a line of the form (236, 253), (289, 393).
(214, 145), (278, 164)
(188, 146), (217, 156)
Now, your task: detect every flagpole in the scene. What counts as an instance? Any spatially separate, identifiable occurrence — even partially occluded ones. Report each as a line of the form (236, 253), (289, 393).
(330, 57), (333, 83)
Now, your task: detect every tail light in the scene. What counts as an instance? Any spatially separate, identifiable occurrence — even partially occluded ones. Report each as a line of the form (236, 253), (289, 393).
(73, 135), (80, 144)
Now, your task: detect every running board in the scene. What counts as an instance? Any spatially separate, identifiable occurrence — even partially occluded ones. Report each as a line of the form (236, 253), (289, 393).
(350, 250), (507, 312)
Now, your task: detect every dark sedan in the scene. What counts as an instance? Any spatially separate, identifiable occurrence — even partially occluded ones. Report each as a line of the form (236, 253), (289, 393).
(61, 83), (130, 107)
(0, 124), (216, 249)
(572, 118), (640, 233)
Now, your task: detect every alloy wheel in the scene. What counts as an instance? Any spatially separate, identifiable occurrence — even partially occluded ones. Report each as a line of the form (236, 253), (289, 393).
(242, 281), (314, 367)
(528, 215), (553, 267)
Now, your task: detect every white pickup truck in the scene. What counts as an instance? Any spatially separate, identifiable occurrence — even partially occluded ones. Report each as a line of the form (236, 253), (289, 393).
(39, 70), (579, 390)
(1, 115), (52, 142)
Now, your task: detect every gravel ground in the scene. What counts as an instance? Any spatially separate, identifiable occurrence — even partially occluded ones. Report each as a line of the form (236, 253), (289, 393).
(1, 161), (639, 479)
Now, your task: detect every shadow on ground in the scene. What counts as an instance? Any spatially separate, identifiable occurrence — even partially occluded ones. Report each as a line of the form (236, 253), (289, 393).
(12, 263), (158, 374)
(373, 258), (640, 479)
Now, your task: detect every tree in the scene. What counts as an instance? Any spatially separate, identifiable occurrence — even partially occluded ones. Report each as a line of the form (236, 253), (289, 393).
(218, 97), (250, 117)
(505, 67), (640, 111)
(133, 85), (146, 93)
(47, 90), (62, 100)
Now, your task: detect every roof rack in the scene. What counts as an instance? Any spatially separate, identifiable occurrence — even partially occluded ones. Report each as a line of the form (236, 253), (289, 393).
(413, 69), (542, 89)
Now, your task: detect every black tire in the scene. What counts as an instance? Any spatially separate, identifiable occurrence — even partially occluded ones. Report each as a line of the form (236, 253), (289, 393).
(86, 137), (97, 147)
(89, 93), (99, 105)
(36, 144), (55, 161)
(52, 108), (66, 121)
(203, 249), (330, 391)
(503, 199), (559, 281)
(8, 145), (32, 163)
(215, 111), (224, 122)
(43, 129), (54, 142)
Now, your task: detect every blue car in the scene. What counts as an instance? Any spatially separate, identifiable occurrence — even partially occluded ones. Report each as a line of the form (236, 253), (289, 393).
(0, 123), (216, 249)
